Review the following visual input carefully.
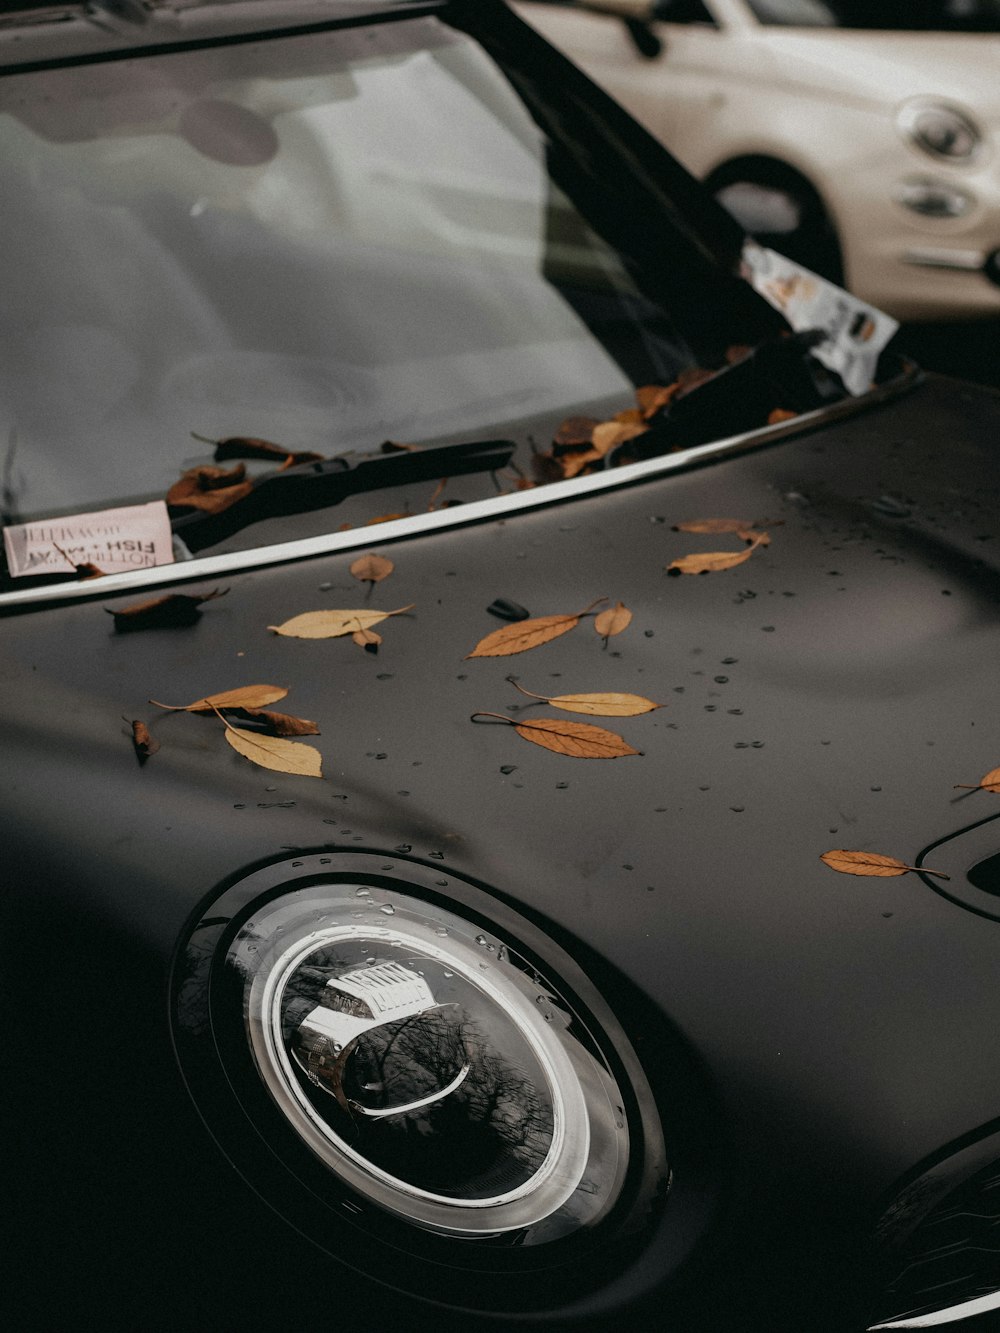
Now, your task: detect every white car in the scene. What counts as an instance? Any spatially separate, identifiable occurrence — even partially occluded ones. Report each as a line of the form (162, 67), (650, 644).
(514, 0), (1000, 321)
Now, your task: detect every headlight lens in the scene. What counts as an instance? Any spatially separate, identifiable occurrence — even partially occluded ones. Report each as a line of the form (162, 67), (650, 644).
(231, 882), (633, 1241)
(897, 100), (982, 163)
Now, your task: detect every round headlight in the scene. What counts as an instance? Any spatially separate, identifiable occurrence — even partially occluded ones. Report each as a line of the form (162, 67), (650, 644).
(897, 100), (982, 163)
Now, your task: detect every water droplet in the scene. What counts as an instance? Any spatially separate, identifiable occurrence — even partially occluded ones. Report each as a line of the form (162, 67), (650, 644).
(728, 708), (743, 716)
(291, 860), (302, 868)
(556, 781), (569, 789)
(730, 805), (745, 813)
(319, 581), (332, 591)
(870, 785), (882, 792)
(265, 786), (277, 793)
(379, 904), (395, 915)
(475, 934), (488, 947)
(751, 741), (765, 749)
(443, 970), (454, 978)
(714, 675), (729, 684)
(356, 887), (371, 898)
(429, 851), (445, 860)
(735, 742), (749, 749)
(761, 625), (775, 633)
(397, 790), (410, 797)
(436, 879), (448, 887)
(320, 857), (331, 864)
(644, 630), (654, 638)
(698, 785), (710, 791)
(704, 705), (717, 712)
(881, 911), (894, 919)
(435, 927), (449, 937)
(233, 803), (246, 809)
(395, 844), (412, 853)
(722, 657), (738, 664)
(673, 686), (685, 693)
(500, 765), (517, 775)
(380, 864), (394, 871)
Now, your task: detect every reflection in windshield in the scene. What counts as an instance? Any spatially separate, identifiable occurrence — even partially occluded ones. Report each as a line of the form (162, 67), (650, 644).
(747, 0), (1000, 28)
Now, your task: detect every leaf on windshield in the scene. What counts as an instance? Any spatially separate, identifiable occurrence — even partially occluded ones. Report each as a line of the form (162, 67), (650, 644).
(667, 533), (768, 576)
(508, 679), (660, 717)
(223, 724), (323, 778)
(954, 766), (1000, 794)
(192, 433), (324, 467)
(268, 605), (414, 639)
(594, 601), (632, 641)
(636, 383), (680, 419)
(233, 707), (320, 737)
(466, 598), (605, 658)
(350, 553), (394, 585)
(106, 587), (228, 631)
(127, 718), (159, 761)
(471, 711), (639, 758)
(149, 683), (289, 712)
(167, 464), (253, 513)
(820, 849), (949, 880)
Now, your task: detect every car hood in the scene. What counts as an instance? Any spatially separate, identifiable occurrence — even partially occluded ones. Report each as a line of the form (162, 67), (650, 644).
(753, 28), (1000, 120)
(4, 372), (1000, 1315)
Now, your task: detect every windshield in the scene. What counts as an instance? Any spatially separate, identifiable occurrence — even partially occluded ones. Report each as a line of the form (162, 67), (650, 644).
(745, 0), (1000, 28)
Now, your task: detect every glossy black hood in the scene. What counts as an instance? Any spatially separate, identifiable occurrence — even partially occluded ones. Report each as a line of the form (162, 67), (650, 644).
(5, 372), (1000, 1330)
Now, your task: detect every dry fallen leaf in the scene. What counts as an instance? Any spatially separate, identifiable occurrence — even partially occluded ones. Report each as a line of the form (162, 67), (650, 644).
(167, 464), (253, 513)
(352, 627), (382, 653)
(150, 683), (289, 712)
(553, 416), (600, 449)
(467, 599), (605, 659)
(127, 718), (159, 760)
(591, 420), (648, 457)
(954, 766), (1000, 794)
(636, 383), (680, 419)
(509, 679), (660, 717)
(223, 724), (323, 778)
(193, 433), (324, 467)
(673, 517), (757, 535)
(594, 601), (632, 640)
(365, 511), (410, 526)
(350, 553), (394, 585)
(820, 850), (949, 880)
(107, 588), (228, 631)
(667, 534), (768, 576)
(767, 408), (798, 425)
(472, 711), (639, 758)
(233, 707), (320, 737)
(268, 606), (414, 639)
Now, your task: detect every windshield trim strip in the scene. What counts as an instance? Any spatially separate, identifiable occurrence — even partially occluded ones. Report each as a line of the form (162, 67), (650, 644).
(0, 360), (920, 611)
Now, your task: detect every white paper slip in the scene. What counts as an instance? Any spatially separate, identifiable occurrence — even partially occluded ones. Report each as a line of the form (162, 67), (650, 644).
(741, 242), (899, 397)
(3, 500), (175, 579)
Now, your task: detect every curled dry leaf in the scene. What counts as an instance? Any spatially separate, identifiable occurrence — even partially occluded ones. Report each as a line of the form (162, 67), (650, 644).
(194, 433), (324, 467)
(107, 588), (228, 632)
(167, 464), (253, 513)
(365, 511), (409, 526)
(466, 599), (605, 659)
(234, 707), (320, 737)
(223, 725), (323, 778)
(636, 383), (681, 419)
(127, 718), (159, 760)
(149, 683), (289, 712)
(591, 420), (648, 457)
(352, 627), (382, 653)
(820, 849), (949, 880)
(350, 553), (394, 585)
(673, 517), (757, 535)
(268, 606), (414, 639)
(509, 680), (660, 717)
(954, 766), (1000, 794)
(553, 416), (599, 449)
(472, 712), (639, 758)
(767, 408), (798, 425)
(594, 601), (632, 640)
(667, 534), (768, 576)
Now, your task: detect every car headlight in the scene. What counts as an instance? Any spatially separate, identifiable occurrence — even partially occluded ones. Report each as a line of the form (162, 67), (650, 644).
(897, 99), (982, 164)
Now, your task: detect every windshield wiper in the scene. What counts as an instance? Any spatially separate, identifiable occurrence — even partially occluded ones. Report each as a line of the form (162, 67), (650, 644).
(169, 436), (516, 553)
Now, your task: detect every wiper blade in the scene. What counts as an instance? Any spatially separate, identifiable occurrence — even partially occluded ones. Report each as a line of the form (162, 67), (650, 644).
(170, 436), (516, 553)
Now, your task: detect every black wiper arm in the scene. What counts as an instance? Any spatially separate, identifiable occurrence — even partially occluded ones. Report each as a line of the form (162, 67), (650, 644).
(170, 436), (516, 553)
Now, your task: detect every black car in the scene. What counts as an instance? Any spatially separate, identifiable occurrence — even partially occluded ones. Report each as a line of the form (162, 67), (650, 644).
(3, 2), (1000, 1331)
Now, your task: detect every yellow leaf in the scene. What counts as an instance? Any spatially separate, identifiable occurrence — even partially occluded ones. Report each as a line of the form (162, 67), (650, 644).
(667, 534), (768, 575)
(508, 678), (658, 716)
(594, 601), (632, 639)
(268, 606), (414, 639)
(955, 766), (1000, 793)
(513, 717), (639, 758)
(223, 725), (323, 777)
(150, 684), (289, 712)
(467, 614), (579, 658)
(636, 383), (680, 419)
(673, 517), (756, 534)
(820, 850), (949, 880)
(591, 420), (648, 457)
(350, 553), (394, 584)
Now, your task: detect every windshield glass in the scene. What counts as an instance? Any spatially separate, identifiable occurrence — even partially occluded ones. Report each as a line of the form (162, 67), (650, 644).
(746, 0), (1000, 28)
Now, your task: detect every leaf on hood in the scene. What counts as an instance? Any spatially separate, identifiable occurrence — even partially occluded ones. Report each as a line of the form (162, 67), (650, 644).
(107, 587), (228, 631)
(508, 679), (660, 717)
(127, 718), (159, 760)
(636, 383), (680, 419)
(205, 435), (324, 467)
(767, 408), (798, 425)
(672, 517), (757, 535)
(553, 415), (600, 450)
(667, 534), (768, 576)
(466, 599), (605, 659)
(472, 711), (639, 758)
(820, 849), (949, 880)
(268, 605), (414, 639)
(594, 601), (632, 640)
(233, 707), (320, 737)
(150, 683), (289, 712)
(223, 724), (323, 777)
(167, 464), (253, 513)
(350, 553), (394, 585)
(954, 766), (1000, 794)
(591, 420), (648, 457)
(365, 511), (410, 526)
(352, 626), (382, 653)
(559, 448), (603, 479)
(613, 407), (646, 426)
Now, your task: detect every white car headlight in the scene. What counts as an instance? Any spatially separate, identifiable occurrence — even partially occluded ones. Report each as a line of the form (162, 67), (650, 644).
(897, 99), (982, 164)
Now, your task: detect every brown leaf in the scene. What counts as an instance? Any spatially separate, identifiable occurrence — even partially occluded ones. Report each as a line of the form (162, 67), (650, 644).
(636, 383), (680, 419)
(725, 344), (753, 365)
(513, 717), (640, 758)
(167, 464), (253, 513)
(767, 408), (798, 425)
(206, 435), (324, 467)
(223, 725), (322, 778)
(128, 718), (159, 760)
(673, 517), (757, 535)
(591, 420), (648, 457)
(594, 601), (632, 639)
(54, 544), (105, 580)
(667, 534), (768, 576)
(820, 849), (949, 880)
(107, 588), (228, 631)
(150, 683), (289, 712)
(553, 416), (599, 449)
(365, 511), (409, 526)
(559, 448), (603, 479)
(466, 600), (604, 659)
(352, 627), (382, 652)
(613, 407), (646, 426)
(233, 707), (320, 737)
(509, 680), (660, 717)
(350, 553), (394, 585)
(676, 366), (716, 394)
(268, 606), (414, 639)
(954, 766), (1000, 794)
(379, 439), (418, 453)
